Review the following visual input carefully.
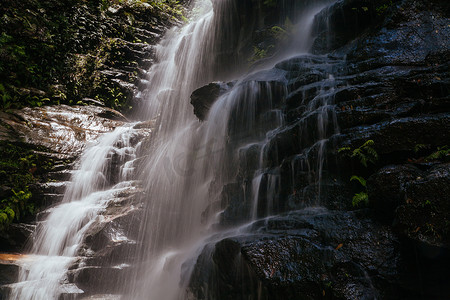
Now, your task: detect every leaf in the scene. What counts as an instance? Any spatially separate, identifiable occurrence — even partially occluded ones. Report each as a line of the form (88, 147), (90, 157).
(352, 192), (368, 207)
(338, 146), (350, 153)
(350, 175), (366, 187)
(335, 243), (343, 250)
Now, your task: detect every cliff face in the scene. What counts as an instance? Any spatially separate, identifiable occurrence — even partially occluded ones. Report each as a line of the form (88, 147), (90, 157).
(189, 0), (450, 298)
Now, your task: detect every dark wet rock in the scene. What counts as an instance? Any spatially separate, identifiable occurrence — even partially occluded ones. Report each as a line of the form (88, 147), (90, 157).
(335, 114), (450, 160)
(346, 0), (450, 70)
(0, 263), (19, 285)
(395, 163), (450, 248)
(68, 266), (131, 295)
(190, 82), (233, 121)
(367, 165), (423, 220)
(189, 208), (401, 300)
(0, 224), (35, 252)
(312, 0), (382, 54)
(219, 183), (250, 227)
(196, 0), (450, 298)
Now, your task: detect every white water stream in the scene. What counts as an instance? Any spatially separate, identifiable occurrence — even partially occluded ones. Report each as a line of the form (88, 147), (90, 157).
(10, 125), (140, 299)
(10, 0), (336, 299)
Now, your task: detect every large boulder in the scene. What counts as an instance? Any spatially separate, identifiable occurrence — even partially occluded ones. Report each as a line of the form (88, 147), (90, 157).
(190, 82), (233, 121)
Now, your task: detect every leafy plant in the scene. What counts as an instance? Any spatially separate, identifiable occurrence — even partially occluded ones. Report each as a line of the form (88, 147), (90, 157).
(426, 146), (449, 162)
(249, 46), (270, 62)
(339, 140), (378, 207)
(338, 139), (378, 167)
(263, 0), (277, 8)
(350, 176), (368, 207)
(0, 142), (55, 231)
(376, 0), (393, 16)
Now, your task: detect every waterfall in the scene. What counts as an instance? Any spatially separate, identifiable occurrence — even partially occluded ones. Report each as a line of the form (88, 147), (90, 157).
(9, 0), (337, 299)
(10, 125), (140, 299)
(127, 0), (335, 298)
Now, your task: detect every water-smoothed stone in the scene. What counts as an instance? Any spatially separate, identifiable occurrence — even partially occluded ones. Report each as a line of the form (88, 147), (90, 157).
(0, 105), (127, 157)
(189, 208), (401, 300)
(0, 254), (30, 299)
(68, 266), (131, 295)
(66, 184), (144, 295)
(219, 183), (250, 227)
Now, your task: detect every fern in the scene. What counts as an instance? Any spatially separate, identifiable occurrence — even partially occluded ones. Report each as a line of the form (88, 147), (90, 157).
(339, 140), (378, 167)
(339, 140), (378, 208)
(352, 192), (368, 207)
(426, 146), (449, 162)
(350, 175), (366, 187)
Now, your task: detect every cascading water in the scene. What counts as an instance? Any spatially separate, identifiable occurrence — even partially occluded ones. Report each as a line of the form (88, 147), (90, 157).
(10, 125), (140, 299)
(127, 0), (336, 299)
(8, 0), (339, 298)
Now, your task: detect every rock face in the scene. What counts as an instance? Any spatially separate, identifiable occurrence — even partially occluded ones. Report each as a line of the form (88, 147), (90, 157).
(0, 105), (126, 250)
(188, 0), (450, 298)
(189, 208), (400, 300)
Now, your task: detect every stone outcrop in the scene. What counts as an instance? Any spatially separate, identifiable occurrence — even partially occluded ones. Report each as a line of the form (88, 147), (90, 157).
(189, 0), (450, 298)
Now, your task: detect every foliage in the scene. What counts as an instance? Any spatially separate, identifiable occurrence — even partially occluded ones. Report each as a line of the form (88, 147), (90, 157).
(0, 0), (186, 112)
(350, 176), (368, 207)
(411, 144), (449, 163)
(339, 140), (378, 207)
(352, 191), (369, 207)
(426, 146), (449, 162)
(248, 17), (293, 63)
(376, 0), (393, 16)
(263, 0), (277, 8)
(250, 46), (270, 62)
(0, 141), (53, 231)
(338, 140), (378, 167)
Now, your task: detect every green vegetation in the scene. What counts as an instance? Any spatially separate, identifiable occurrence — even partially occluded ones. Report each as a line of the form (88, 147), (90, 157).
(249, 17), (294, 63)
(376, 0), (393, 16)
(426, 146), (449, 162)
(0, 0), (186, 112)
(350, 175), (368, 207)
(412, 144), (449, 163)
(338, 139), (378, 168)
(339, 140), (378, 207)
(0, 141), (55, 231)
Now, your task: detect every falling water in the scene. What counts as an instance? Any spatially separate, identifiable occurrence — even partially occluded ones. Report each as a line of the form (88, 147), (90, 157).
(9, 0), (339, 298)
(127, 0), (336, 298)
(10, 125), (140, 299)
